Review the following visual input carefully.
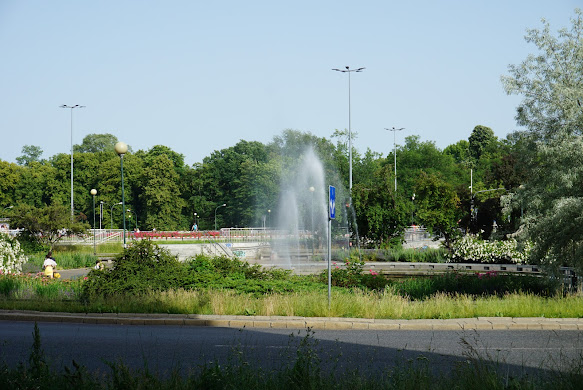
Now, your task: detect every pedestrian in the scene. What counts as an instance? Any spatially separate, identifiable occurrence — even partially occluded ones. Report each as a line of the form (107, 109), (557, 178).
(43, 251), (57, 278)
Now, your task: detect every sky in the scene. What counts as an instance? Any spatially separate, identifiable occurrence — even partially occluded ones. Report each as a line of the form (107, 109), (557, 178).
(0, 1), (580, 166)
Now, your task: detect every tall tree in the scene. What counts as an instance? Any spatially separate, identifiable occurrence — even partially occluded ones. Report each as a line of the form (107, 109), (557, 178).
(501, 9), (583, 271)
(74, 133), (119, 154)
(501, 9), (583, 139)
(140, 154), (184, 230)
(16, 145), (43, 166)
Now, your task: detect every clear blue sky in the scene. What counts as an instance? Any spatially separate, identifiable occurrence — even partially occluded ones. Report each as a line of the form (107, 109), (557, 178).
(1, 1), (579, 166)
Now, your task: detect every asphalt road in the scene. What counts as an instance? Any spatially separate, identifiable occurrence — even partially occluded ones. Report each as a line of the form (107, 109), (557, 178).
(1, 321), (582, 378)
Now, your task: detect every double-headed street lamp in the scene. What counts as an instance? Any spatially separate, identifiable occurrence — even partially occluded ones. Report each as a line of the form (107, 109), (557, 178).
(60, 104), (85, 220)
(115, 142), (128, 247)
(385, 127), (405, 192)
(214, 203), (226, 231)
(332, 66), (365, 194)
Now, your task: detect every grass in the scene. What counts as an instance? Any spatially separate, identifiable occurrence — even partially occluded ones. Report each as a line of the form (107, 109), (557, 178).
(1, 323), (581, 389)
(1, 274), (582, 319)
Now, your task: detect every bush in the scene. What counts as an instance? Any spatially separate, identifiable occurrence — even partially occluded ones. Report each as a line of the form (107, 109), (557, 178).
(82, 240), (186, 298)
(448, 234), (531, 264)
(0, 233), (27, 273)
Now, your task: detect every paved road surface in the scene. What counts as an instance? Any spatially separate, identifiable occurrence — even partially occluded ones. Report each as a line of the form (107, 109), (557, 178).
(1, 321), (582, 377)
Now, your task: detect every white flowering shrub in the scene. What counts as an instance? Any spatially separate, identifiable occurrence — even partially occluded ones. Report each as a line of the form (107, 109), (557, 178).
(0, 233), (27, 273)
(448, 234), (531, 264)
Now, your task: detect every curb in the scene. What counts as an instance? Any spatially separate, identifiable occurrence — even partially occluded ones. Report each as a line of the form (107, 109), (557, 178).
(1, 310), (582, 331)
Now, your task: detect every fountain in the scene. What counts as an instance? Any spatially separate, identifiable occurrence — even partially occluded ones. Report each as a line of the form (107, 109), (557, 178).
(269, 147), (350, 271)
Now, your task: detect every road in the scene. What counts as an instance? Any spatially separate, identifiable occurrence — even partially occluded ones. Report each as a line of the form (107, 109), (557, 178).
(1, 321), (581, 378)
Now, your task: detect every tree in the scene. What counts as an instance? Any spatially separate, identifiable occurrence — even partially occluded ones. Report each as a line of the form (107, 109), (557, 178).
(501, 9), (583, 139)
(413, 172), (461, 248)
(468, 125), (496, 161)
(16, 145), (43, 166)
(74, 133), (119, 154)
(501, 9), (583, 271)
(140, 154), (185, 230)
(8, 204), (89, 249)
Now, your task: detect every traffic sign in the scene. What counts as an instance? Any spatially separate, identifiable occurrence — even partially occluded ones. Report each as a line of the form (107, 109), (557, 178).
(329, 185), (335, 219)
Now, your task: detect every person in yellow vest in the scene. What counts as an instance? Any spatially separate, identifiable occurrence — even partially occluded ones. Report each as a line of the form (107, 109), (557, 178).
(43, 251), (57, 278)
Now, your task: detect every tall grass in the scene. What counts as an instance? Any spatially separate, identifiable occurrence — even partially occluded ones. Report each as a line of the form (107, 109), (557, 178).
(2, 273), (582, 319)
(25, 253), (98, 270)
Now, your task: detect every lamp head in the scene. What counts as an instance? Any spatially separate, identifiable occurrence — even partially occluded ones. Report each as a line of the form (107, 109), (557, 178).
(90, 189), (97, 196)
(115, 142), (128, 156)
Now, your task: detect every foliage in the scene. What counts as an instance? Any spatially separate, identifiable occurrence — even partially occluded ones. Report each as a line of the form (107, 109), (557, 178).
(501, 9), (583, 139)
(26, 252), (97, 270)
(16, 145), (43, 166)
(0, 233), (27, 273)
(448, 234), (531, 264)
(74, 133), (119, 154)
(8, 204), (89, 249)
(81, 240), (185, 297)
(413, 172), (461, 247)
(392, 271), (558, 300)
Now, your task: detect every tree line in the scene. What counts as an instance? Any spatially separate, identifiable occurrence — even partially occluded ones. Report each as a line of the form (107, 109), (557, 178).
(1, 125), (513, 248)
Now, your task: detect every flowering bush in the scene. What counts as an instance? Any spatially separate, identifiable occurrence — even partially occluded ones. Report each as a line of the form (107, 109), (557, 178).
(0, 233), (27, 274)
(448, 234), (531, 264)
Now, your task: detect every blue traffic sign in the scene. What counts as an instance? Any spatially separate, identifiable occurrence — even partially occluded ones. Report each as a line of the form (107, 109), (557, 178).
(329, 185), (336, 219)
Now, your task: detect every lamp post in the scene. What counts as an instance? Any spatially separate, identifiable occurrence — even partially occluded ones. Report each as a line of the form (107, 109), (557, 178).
(99, 201), (104, 230)
(90, 189), (97, 255)
(60, 104), (85, 220)
(115, 142), (128, 247)
(110, 202), (122, 229)
(127, 208), (137, 233)
(411, 193), (415, 225)
(214, 203), (226, 231)
(332, 66), (364, 194)
(309, 186), (315, 232)
(267, 209), (271, 229)
(385, 127), (405, 192)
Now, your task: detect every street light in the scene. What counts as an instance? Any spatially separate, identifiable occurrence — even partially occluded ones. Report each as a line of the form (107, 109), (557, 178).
(267, 209), (271, 229)
(115, 141), (128, 247)
(99, 201), (104, 229)
(332, 66), (365, 194)
(90, 189), (97, 255)
(309, 186), (315, 232)
(110, 202), (122, 230)
(385, 127), (405, 192)
(127, 208), (137, 232)
(60, 104), (85, 220)
(214, 203), (226, 231)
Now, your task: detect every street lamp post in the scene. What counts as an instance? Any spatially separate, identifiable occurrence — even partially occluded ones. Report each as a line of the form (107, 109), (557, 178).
(309, 186), (315, 232)
(110, 202), (122, 230)
(60, 104), (85, 220)
(267, 209), (271, 229)
(115, 142), (128, 247)
(90, 189), (97, 255)
(332, 66), (365, 194)
(214, 203), (226, 231)
(385, 127), (405, 192)
(99, 201), (104, 230)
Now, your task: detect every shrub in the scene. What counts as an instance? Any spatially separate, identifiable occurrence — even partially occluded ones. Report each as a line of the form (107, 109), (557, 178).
(82, 240), (186, 298)
(448, 234), (531, 264)
(0, 233), (27, 273)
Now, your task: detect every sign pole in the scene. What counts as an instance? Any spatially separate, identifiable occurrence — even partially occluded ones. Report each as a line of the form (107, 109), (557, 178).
(328, 186), (336, 309)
